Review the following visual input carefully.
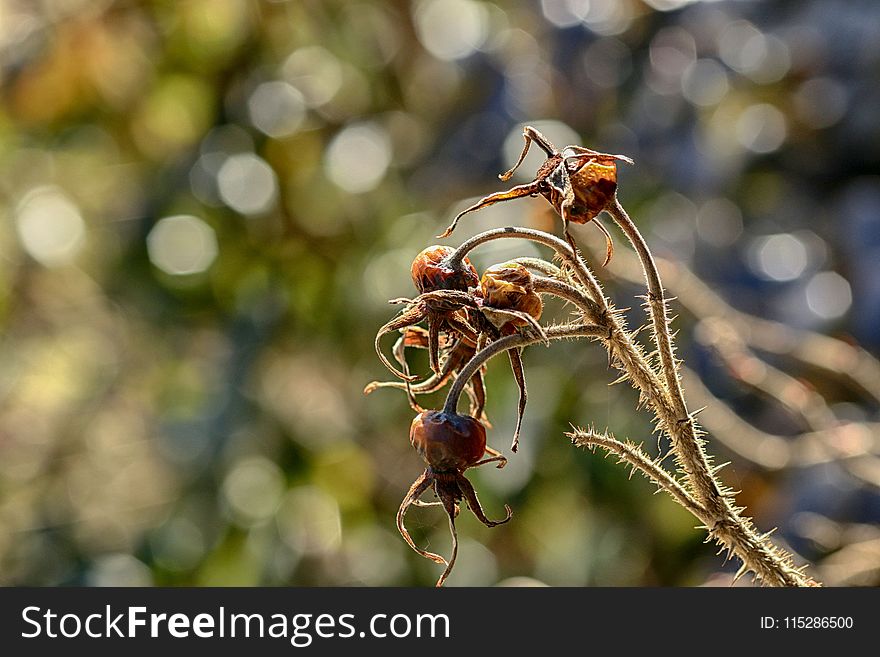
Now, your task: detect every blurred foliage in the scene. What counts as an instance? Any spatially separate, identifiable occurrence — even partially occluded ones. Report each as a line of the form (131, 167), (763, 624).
(0, 0), (878, 587)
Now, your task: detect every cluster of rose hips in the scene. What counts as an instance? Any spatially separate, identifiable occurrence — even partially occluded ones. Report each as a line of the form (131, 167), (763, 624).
(367, 126), (628, 586)
(367, 245), (543, 586)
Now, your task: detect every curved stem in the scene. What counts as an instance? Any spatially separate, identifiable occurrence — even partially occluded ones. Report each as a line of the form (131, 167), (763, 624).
(602, 241), (880, 404)
(447, 227), (608, 312)
(604, 196), (815, 586)
(532, 276), (602, 318)
(606, 198), (684, 409)
(511, 257), (562, 278)
(568, 427), (706, 520)
(388, 220), (818, 584)
(443, 324), (604, 415)
(605, 198), (726, 509)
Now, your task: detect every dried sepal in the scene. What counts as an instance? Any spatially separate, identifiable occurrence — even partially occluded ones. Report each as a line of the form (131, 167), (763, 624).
(506, 346), (527, 453)
(399, 469), (513, 588)
(374, 305), (427, 381)
(373, 289), (479, 380)
(439, 182), (543, 239)
(397, 471), (446, 566)
(365, 335), (491, 426)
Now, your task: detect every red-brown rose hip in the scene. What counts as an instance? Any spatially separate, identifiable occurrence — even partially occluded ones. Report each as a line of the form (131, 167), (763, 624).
(410, 245), (479, 294)
(410, 410), (486, 472)
(398, 408), (511, 586)
(479, 261), (543, 326)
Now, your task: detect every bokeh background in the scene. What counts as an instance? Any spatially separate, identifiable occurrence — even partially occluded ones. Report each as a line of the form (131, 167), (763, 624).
(1, 0), (879, 586)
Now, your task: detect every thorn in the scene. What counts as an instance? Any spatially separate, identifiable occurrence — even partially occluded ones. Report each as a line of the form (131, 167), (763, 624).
(710, 461), (731, 475)
(759, 528), (778, 541)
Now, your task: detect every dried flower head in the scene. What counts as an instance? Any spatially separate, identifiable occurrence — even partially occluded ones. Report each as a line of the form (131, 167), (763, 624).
(479, 261), (543, 329)
(411, 245), (479, 294)
(398, 410), (511, 587)
(374, 252), (547, 453)
(439, 126), (632, 265)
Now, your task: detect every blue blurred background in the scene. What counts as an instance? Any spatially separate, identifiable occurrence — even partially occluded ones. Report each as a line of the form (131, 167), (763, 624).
(0, 0), (878, 586)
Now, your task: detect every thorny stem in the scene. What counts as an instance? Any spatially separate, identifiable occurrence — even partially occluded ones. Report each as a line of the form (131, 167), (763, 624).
(603, 197), (816, 586)
(446, 224), (817, 586)
(442, 324), (605, 415)
(568, 426), (818, 583)
(568, 427), (706, 520)
(602, 240), (880, 404)
(587, 233), (880, 486)
(531, 276), (603, 318)
(511, 257), (563, 278)
(606, 197), (686, 411)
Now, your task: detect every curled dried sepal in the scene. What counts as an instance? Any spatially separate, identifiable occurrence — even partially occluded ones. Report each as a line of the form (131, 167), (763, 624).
(373, 290), (479, 380)
(454, 471), (513, 528)
(438, 182), (542, 240)
(397, 471), (446, 567)
(374, 305), (427, 381)
(398, 468), (513, 587)
(506, 347), (527, 453)
(479, 306), (547, 342)
(364, 331), (491, 425)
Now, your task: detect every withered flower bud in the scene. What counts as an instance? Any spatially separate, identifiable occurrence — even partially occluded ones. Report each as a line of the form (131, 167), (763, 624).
(410, 245), (479, 294)
(479, 262), (543, 324)
(439, 126), (632, 266)
(546, 153), (620, 225)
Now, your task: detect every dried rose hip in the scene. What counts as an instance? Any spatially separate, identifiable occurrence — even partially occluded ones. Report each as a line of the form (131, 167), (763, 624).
(439, 126), (632, 265)
(411, 245), (479, 294)
(479, 261), (543, 327)
(410, 410), (487, 472)
(398, 410), (510, 587)
(374, 246), (482, 381)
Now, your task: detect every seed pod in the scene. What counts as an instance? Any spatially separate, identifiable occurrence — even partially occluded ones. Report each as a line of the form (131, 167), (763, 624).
(542, 154), (620, 226)
(409, 410), (486, 472)
(438, 126), (632, 265)
(410, 245), (479, 294)
(479, 261), (543, 325)
(398, 409), (511, 587)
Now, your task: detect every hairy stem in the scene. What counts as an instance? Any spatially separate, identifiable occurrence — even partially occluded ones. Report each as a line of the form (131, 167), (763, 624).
(568, 427), (706, 520)
(447, 227), (608, 311)
(600, 239), (880, 404)
(604, 198), (815, 585)
(451, 223), (817, 585)
(443, 324), (605, 414)
(606, 197), (686, 413)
